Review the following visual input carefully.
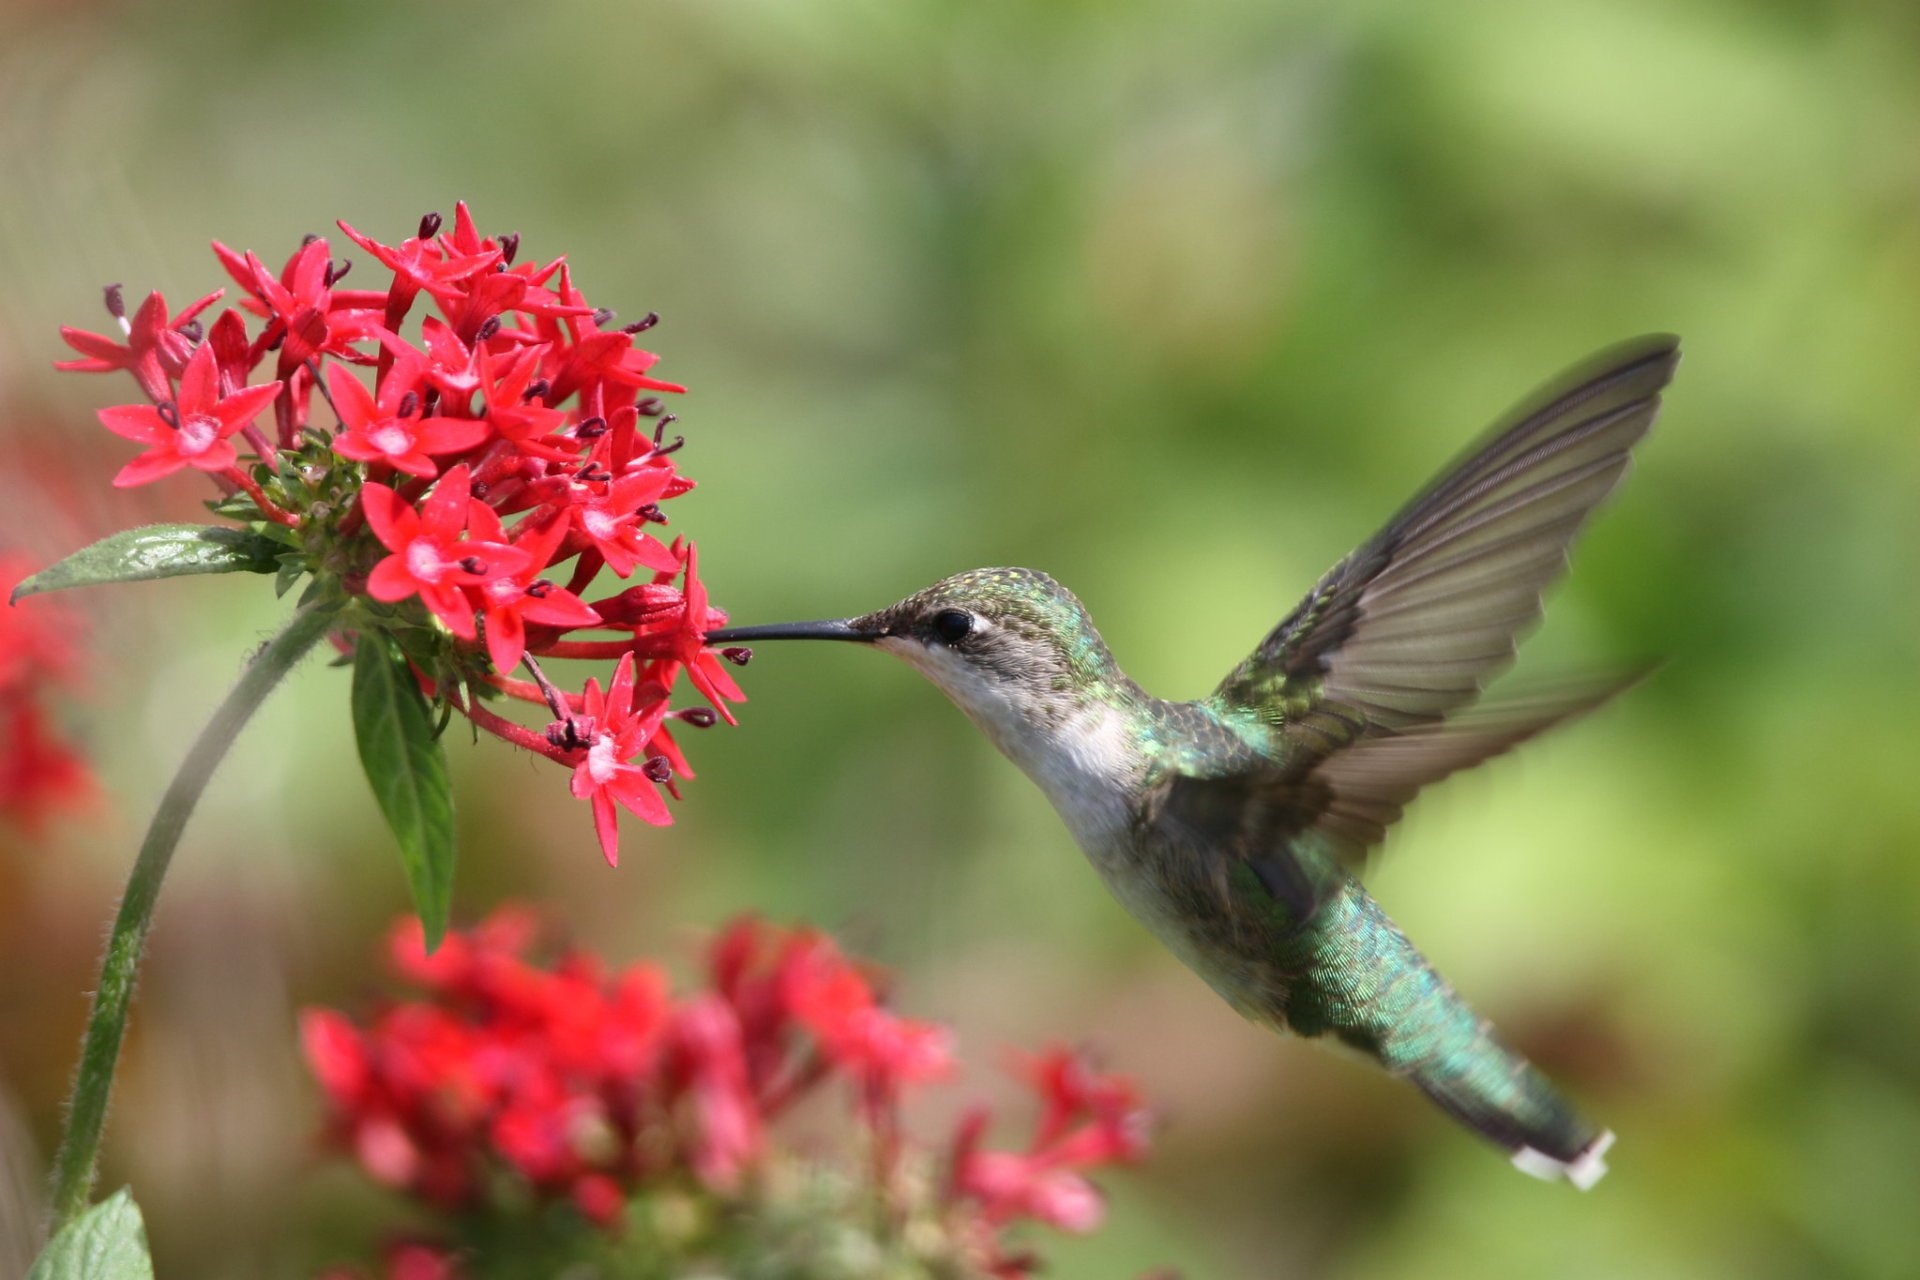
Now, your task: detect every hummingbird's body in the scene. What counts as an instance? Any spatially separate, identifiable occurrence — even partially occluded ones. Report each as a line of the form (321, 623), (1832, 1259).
(712, 335), (1680, 1188)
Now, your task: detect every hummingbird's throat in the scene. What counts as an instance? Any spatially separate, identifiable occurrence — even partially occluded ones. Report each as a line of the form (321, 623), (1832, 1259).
(874, 634), (1141, 845)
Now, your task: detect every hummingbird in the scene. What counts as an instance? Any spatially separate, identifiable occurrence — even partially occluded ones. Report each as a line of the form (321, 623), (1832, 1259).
(709, 335), (1679, 1189)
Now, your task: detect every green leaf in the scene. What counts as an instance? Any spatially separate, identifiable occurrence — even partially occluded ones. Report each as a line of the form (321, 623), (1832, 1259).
(28, 1188), (154, 1280)
(351, 634), (456, 950)
(12, 524), (282, 602)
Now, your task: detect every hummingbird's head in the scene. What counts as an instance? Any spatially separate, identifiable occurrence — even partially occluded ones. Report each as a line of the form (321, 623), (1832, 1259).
(709, 567), (1130, 735)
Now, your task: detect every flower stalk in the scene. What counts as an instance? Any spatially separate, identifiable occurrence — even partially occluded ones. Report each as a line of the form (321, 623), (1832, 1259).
(47, 600), (340, 1229)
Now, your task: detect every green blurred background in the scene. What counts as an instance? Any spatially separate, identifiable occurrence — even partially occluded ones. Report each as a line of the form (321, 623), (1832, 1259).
(3, 0), (1919, 1275)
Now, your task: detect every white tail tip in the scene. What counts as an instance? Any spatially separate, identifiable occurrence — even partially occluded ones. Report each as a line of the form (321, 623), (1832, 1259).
(1511, 1130), (1614, 1190)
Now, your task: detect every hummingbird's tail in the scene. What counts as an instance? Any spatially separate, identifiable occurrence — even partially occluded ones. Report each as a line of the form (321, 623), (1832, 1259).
(1282, 884), (1613, 1188)
(1400, 1034), (1614, 1189)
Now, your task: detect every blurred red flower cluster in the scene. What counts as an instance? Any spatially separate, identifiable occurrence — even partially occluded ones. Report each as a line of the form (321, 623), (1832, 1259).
(55, 204), (744, 864)
(304, 910), (1152, 1278)
(0, 556), (92, 829)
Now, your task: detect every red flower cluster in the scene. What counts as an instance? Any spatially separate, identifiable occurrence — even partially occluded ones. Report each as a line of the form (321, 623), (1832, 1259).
(57, 204), (744, 865)
(303, 911), (1151, 1278)
(950, 1046), (1152, 1239)
(0, 556), (92, 830)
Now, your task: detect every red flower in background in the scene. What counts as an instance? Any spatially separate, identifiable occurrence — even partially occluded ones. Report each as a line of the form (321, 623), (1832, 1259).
(57, 203), (747, 866)
(0, 557), (93, 830)
(304, 913), (1157, 1279)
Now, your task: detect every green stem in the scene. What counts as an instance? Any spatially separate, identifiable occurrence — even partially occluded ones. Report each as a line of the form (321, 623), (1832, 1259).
(47, 601), (340, 1229)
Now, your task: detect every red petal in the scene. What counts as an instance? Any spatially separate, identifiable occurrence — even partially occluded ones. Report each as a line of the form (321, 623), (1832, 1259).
(358, 483), (419, 551)
(607, 652), (636, 712)
(212, 380), (284, 430)
(633, 533), (681, 575)
(613, 772), (671, 826)
(693, 656), (745, 718)
(329, 432), (384, 464)
(389, 449), (439, 479)
(519, 588), (600, 628)
(113, 449), (189, 487)
(176, 342), (218, 409)
(326, 363), (377, 430)
(591, 790), (621, 867)
(129, 290), (169, 341)
(366, 554), (420, 602)
(485, 606), (525, 673)
(421, 464), (471, 537)
(96, 404), (169, 443)
(299, 1008), (369, 1102)
(421, 584), (477, 639)
(58, 327), (130, 362)
(290, 237), (331, 301)
(416, 417), (492, 454)
(174, 289), (225, 325)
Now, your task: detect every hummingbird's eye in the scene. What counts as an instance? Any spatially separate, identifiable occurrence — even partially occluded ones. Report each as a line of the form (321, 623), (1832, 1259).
(930, 609), (975, 646)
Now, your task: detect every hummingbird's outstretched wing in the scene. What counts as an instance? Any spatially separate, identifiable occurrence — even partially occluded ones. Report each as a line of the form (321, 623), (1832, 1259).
(1173, 334), (1678, 917)
(1146, 675), (1643, 920)
(1214, 334), (1677, 736)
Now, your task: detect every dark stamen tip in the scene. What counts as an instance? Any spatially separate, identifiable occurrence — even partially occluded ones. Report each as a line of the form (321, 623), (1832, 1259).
(636, 397), (665, 418)
(324, 258), (352, 286)
(677, 707), (718, 728)
(590, 307), (616, 328)
(419, 211), (443, 239)
(720, 646), (752, 666)
(178, 319), (204, 344)
(642, 754), (674, 783)
(103, 283), (126, 319)
(576, 415), (608, 440)
(623, 311), (660, 334)
(523, 378), (551, 402)
(476, 316), (502, 341)
(498, 232), (520, 265)
(459, 556), (487, 574)
(397, 390), (420, 419)
(525, 579), (552, 598)
(155, 401), (179, 429)
(301, 232), (321, 247)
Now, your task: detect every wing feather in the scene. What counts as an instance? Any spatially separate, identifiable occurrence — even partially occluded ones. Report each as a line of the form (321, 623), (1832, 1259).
(1216, 336), (1678, 731)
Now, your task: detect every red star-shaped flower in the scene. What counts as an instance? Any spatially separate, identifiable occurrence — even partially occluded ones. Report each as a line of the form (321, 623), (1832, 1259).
(567, 652), (672, 865)
(218, 236), (382, 371)
(95, 343), (281, 487)
(327, 359), (491, 479)
(57, 287), (223, 403)
(464, 507), (600, 672)
(336, 216), (501, 307)
(362, 465), (531, 638)
(657, 545), (744, 721)
(564, 469), (679, 578)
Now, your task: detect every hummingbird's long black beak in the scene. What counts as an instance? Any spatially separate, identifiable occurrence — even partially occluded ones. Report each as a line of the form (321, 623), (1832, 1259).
(705, 618), (877, 644)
